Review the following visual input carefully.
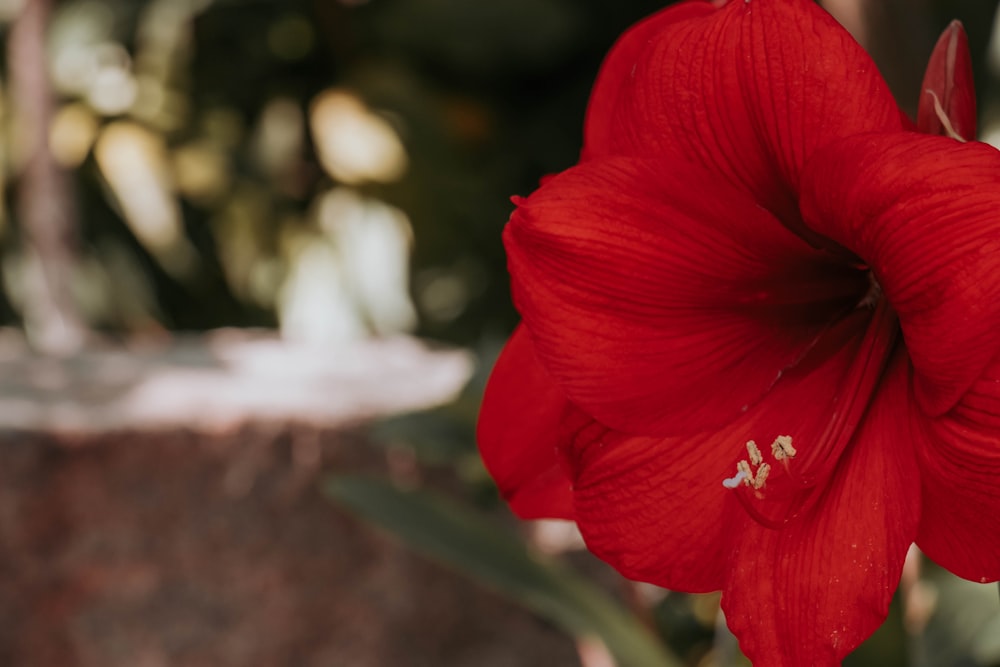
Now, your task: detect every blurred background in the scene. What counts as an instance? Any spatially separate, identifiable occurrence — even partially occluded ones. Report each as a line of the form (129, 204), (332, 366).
(0, 0), (998, 665)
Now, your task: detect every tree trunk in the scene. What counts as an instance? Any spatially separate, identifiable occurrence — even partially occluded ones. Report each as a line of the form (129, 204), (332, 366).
(8, 0), (86, 354)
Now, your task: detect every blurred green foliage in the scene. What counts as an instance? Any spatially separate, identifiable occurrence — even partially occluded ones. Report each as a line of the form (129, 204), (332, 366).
(326, 475), (684, 667)
(4, 0), (995, 344)
(0, 0), (669, 344)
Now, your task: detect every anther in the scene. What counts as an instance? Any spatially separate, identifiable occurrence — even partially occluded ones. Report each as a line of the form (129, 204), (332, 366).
(771, 435), (797, 460)
(752, 463), (771, 490)
(725, 436), (789, 491)
(746, 440), (762, 466)
(722, 458), (770, 490)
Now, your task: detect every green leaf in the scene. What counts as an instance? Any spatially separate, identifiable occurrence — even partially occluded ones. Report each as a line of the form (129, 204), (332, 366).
(324, 475), (682, 667)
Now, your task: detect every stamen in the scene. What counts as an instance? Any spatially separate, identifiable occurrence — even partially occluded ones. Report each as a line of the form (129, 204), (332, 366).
(746, 440), (763, 466)
(925, 89), (966, 142)
(725, 435), (790, 492)
(723, 456), (772, 490)
(771, 435), (797, 460)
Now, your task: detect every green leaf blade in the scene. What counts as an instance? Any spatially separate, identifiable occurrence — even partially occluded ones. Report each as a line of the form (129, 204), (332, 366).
(324, 475), (682, 667)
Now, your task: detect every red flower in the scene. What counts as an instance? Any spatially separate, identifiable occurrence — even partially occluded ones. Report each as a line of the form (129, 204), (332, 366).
(478, 1), (998, 664)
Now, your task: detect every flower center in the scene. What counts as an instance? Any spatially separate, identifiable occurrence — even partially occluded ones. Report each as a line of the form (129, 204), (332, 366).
(857, 271), (882, 309)
(724, 289), (900, 527)
(722, 436), (796, 492)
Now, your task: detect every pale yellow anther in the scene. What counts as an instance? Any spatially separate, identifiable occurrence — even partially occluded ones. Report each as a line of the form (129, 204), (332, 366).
(752, 463), (771, 490)
(771, 435), (796, 460)
(736, 460), (753, 486)
(746, 440), (763, 466)
(724, 436), (784, 490)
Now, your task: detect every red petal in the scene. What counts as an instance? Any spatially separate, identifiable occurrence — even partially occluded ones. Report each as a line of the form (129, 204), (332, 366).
(916, 355), (1000, 582)
(800, 132), (1000, 416)
(565, 405), (741, 593)
(506, 156), (866, 435)
(724, 351), (920, 666)
(566, 309), (898, 595)
(604, 0), (901, 225)
(477, 325), (574, 519)
(916, 21), (976, 141)
(583, 1), (717, 160)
